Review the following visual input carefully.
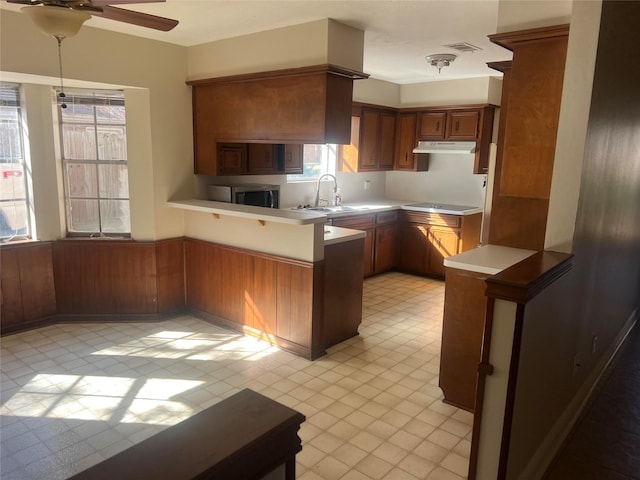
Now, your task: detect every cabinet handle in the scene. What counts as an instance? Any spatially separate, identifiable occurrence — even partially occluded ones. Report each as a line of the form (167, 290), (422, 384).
(436, 121), (440, 132)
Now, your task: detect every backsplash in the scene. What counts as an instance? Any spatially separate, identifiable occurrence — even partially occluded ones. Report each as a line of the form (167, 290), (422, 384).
(193, 154), (486, 208)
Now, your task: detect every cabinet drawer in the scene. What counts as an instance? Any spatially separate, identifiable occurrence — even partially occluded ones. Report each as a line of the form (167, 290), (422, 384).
(376, 211), (398, 225)
(332, 214), (376, 230)
(401, 211), (461, 228)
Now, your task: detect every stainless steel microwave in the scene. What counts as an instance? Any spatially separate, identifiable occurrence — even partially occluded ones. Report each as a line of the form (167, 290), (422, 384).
(207, 184), (280, 209)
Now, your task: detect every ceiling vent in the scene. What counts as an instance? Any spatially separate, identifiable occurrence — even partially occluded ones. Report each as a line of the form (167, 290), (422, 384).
(443, 42), (483, 53)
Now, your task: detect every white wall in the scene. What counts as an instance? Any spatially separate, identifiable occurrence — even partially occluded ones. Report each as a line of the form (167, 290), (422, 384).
(385, 155), (488, 206)
(545, 1), (601, 252)
(400, 76), (501, 107)
(496, 0), (573, 33)
(352, 78), (401, 107)
(187, 18), (364, 80)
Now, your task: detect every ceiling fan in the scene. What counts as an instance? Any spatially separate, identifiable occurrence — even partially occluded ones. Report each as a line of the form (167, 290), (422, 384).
(5, 0), (179, 32)
(6, 0), (179, 108)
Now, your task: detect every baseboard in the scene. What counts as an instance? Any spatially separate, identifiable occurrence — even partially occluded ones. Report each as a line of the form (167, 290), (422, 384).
(189, 307), (325, 360)
(1, 309), (188, 336)
(518, 307), (638, 480)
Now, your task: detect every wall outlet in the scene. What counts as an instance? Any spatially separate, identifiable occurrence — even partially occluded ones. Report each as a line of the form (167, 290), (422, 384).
(592, 335), (598, 354)
(364, 180), (371, 191)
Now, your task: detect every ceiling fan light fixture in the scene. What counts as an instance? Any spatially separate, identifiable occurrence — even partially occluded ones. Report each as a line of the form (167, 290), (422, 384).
(425, 53), (457, 74)
(22, 5), (91, 39)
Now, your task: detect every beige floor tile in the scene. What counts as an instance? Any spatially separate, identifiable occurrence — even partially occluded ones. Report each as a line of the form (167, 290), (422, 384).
(397, 452), (436, 478)
(440, 452), (469, 477)
(1, 273), (473, 480)
(355, 454), (394, 479)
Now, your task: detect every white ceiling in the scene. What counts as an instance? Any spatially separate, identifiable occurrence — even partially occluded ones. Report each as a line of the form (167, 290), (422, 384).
(2, 0), (513, 84)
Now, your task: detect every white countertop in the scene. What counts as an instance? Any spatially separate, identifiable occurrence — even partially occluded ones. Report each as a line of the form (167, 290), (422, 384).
(323, 225), (367, 246)
(444, 244), (537, 275)
(168, 199), (327, 225)
(289, 199), (483, 218)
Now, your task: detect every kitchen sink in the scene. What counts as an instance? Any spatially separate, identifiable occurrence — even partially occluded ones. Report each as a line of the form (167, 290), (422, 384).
(297, 205), (365, 213)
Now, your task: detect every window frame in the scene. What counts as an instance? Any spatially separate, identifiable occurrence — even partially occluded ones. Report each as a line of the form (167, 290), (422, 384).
(286, 143), (337, 183)
(0, 82), (32, 243)
(57, 88), (131, 238)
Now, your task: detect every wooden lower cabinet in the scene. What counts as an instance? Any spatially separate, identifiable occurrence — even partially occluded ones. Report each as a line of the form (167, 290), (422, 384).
(439, 268), (489, 412)
(332, 211), (398, 278)
(374, 224), (397, 273)
(397, 211), (482, 278)
(332, 214), (375, 277)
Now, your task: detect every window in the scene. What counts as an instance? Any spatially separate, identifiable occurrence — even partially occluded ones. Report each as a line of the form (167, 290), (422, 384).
(287, 144), (337, 182)
(58, 88), (130, 236)
(0, 82), (30, 242)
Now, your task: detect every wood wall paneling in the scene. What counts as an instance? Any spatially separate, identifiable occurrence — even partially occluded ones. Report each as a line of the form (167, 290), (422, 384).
(244, 255), (278, 336)
(1, 247), (23, 326)
(53, 241), (158, 315)
(155, 238), (185, 314)
(488, 25), (570, 251)
(439, 268), (490, 412)
(276, 261), (314, 349)
(1, 242), (56, 330)
(499, 39), (568, 199)
(322, 239), (364, 349)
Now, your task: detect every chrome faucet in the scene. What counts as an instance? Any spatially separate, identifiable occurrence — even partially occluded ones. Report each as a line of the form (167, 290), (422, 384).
(314, 174), (338, 207)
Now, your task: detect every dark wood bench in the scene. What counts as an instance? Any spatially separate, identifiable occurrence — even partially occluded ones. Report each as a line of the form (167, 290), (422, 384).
(69, 388), (305, 480)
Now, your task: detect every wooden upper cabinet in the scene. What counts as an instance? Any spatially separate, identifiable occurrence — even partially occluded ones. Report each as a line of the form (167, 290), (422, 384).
(394, 113), (428, 171)
(379, 113), (396, 169)
(419, 109), (481, 141)
(339, 107), (396, 172)
(447, 111), (480, 140)
(247, 144), (277, 174)
(188, 65), (368, 175)
(358, 108), (397, 171)
(338, 116), (361, 173)
(396, 106), (495, 173)
(216, 142), (302, 175)
(359, 109), (380, 170)
(282, 144), (303, 174)
(419, 112), (447, 140)
(218, 143), (247, 175)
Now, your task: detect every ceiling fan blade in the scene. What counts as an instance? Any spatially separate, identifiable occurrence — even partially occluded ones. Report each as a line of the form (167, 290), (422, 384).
(5, 0), (44, 4)
(95, 4), (178, 31)
(89, 0), (165, 5)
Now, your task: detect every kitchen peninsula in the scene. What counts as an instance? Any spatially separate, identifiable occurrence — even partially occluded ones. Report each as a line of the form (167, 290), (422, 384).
(168, 199), (367, 359)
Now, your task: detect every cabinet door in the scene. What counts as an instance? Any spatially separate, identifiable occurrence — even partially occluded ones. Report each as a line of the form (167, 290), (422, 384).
(283, 144), (303, 174)
(332, 215), (375, 277)
(419, 112), (447, 140)
(447, 111), (479, 140)
(397, 223), (429, 275)
(358, 109), (379, 170)
(218, 143), (247, 175)
(427, 227), (460, 277)
(338, 115), (360, 172)
(374, 224), (397, 274)
(247, 144), (276, 174)
(394, 113), (418, 170)
(378, 112), (396, 169)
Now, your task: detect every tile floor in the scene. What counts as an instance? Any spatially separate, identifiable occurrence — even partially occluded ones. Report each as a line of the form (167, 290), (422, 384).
(1, 272), (472, 480)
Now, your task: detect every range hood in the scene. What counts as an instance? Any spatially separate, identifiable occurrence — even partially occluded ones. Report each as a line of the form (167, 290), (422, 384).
(412, 141), (476, 154)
